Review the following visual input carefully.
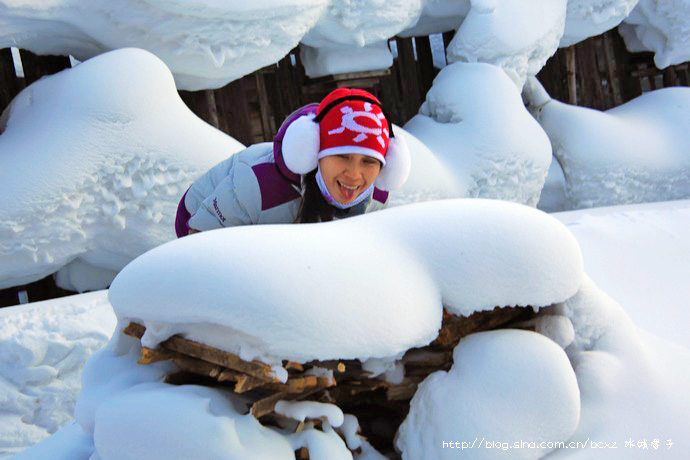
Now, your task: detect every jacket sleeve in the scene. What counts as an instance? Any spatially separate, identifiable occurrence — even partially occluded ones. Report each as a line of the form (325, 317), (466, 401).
(187, 161), (261, 231)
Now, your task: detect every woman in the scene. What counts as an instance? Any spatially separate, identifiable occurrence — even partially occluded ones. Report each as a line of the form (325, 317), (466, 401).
(175, 88), (410, 236)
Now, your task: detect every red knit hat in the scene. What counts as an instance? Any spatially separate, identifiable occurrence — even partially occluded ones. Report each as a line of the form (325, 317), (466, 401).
(281, 88), (411, 191)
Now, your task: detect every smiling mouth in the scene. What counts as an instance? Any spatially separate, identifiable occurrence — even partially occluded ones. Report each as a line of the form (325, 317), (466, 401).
(337, 180), (360, 201)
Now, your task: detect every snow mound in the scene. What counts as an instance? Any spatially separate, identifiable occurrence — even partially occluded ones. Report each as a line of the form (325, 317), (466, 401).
(397, 329), (581, 460)
(525, 79), (690, 210)
(560, 0), (639, 47)
(445, 0), (566, 89)
(299, 0), (421, 78)
(0, 1), (328, 90)
(0, 291), (115, 458)
(398, 0), (470, 37)
(92, 383), (295, 460)
(389, 125), (462, 205)
(403, 62), (552, 207)
(108, 199), (583, 367)
(0, 48), (243, 291)
(67, 329), (358, 460)
(554, 200), (690, 349)
(620, 0), (690, 69)
(550, 275), (690, 454)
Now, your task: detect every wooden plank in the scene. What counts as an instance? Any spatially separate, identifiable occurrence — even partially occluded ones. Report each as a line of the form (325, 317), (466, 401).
(565, 47), (578, 105)
(17, 49), (71, 86)
(138, 346), (176, 364)
(251, 391), (292, 418)
(282, 51), (305, 110)
(250, 384), (329, 418)
(214, 77), (255, 145)
(441, 30), (456, 51)
(178, 90), (220, 129)
(602, 32), (624, 106)
(163, 335), (279, 382)
(123, 322), (279, 383)
(592, 37), (614, 109)
(663, 67), (680, 87)
(386, 377), (422, 401)
(434, 306), (536, 348)
(0, 48), (22, 117)
(254, 71), (274, 140)
(537, 49), (567, 103)
(394, 37), (423, 122)
(173, 356), (228, 380)
(234, 374), (268, 393)
(610, 27), (644, 102)
(414, 36), (436, 99)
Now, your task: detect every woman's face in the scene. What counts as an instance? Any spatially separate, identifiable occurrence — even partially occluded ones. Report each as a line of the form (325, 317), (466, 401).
(319, 154), (382, 204)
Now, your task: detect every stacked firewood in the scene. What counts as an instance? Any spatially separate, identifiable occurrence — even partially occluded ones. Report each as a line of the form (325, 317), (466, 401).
(123, 305), (537, 454)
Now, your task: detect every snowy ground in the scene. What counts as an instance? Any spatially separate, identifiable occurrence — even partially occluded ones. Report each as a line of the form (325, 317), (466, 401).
(1, 199), (688, 459)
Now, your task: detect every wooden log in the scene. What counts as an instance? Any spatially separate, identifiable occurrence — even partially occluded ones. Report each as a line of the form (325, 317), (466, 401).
(234, 374), (268, 393)
(251, 392), (294, 418)
(250, 383), (332, 419)
(284, 361), (305, 372)
(386, 377), (423, 401)
(123, 322), (146, 339)
(164, 336), (279, 383)
(123, 322), (279, 383)
(172, 355), (227, 380)
(402, 348), (452, 368)
(434, 306), (536, 348)
(138, 346), (177, 364)
(303, 360), (349, 375)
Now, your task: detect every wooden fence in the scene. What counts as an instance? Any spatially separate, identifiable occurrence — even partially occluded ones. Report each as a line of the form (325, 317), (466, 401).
(1, 27), (689, 306)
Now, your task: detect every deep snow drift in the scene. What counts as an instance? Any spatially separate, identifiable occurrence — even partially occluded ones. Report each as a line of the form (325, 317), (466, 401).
(554, 200), (690, 349)
(402, 62), (552, 207)
(0, 48), (243, 292)
(560, 0), (639, 46)
(445, 0), (566, 89)
(0, 291), (115, 458)
(31, 198), (587, 459)
(524, 77), (690, 211)
(4, 200), (690, 459)
(299, 0), (421, 77)
(620, 0), (690, 68)
(0, 0), (329, 90)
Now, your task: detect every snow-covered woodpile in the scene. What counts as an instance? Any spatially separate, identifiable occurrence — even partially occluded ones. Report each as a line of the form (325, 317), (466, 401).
(123, 305), (537, 452)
